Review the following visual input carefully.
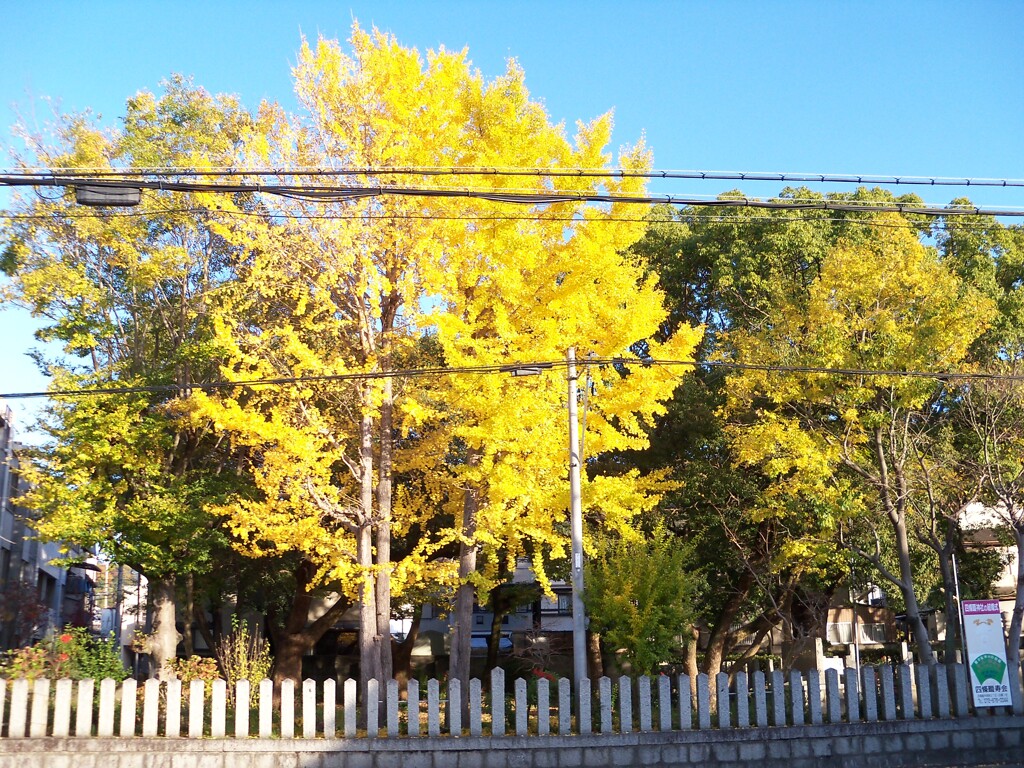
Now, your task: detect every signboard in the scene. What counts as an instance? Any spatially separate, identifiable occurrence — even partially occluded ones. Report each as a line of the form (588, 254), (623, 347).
(962, 599), (1013, 707)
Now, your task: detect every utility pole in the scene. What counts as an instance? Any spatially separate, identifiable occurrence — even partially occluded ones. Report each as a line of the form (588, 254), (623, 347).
(503, 352), (588, 702)
(566, 348), (587, 699)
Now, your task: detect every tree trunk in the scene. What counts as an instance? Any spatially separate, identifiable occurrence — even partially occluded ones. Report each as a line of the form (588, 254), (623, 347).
(269, 560), (352, 688)
(703, 571), (754, 678)
(375, 377), (394, 682)
(358, 397), (383, 697)
(148, 575), (180, 681)
(1007, 526), (1024, 675)
(586, 630), (604, 680)
(272, 630), (308, 686)
(871, 424), (935, 665)
(486, 599), (504, 675)
(893, 516), (936, 665)
(686, 626), (700, 699)
(392, 606), (422, 688)
(358, 524), (382, 685)
(193, 600), (216, 660)
(450, 454), (482, 696)
(937, 544), (960, 663)
(182, 574), (195, 658)
(450, 546), (478, 693)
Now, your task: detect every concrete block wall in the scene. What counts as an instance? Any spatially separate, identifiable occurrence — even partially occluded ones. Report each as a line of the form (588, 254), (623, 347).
(0, 717), (1021, 768)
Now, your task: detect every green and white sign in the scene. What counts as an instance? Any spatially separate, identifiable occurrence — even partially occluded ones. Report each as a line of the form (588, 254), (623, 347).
(962, 599), (1013, 707)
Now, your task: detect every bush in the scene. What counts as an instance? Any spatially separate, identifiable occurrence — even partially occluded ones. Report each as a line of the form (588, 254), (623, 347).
(2, 627), (129, 680)
(585, 523), (700, 675)
(168, 655), (220, 695)
(216, 617), (272, 706)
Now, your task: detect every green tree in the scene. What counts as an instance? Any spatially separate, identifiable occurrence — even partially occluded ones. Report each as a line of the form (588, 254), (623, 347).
(627, 192), (1005, 673)
(722, 222), (995, 664)
(584, 523), (699, 675)
(934, 207), (1024, 670)
(1, 77), (255, 679)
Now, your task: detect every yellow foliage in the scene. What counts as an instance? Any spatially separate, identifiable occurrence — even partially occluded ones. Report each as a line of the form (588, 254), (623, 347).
(720, 218), (996, 570)
(189, 25), (701, 603)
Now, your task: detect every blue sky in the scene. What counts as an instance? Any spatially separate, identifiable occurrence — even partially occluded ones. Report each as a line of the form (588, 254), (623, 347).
(2, 0), (1023, 433)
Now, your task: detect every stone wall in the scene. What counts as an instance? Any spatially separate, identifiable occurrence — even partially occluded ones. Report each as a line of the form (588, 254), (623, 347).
(1, 717), (1020, 768)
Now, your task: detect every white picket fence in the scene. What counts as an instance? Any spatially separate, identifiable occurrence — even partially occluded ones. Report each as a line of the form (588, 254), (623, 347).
(0, 663), (1014, 739)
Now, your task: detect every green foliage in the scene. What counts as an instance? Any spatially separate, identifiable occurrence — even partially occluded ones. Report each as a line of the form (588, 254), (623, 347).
(625, 196), (1024, 671)
(2, 77), (263, 678)
(24, 381), (233, 579)
(1, 628), (128, 681)
(584, 524), (700, 675)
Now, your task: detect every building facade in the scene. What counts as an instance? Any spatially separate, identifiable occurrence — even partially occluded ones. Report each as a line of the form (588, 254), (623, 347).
(0, 404), (94, 651)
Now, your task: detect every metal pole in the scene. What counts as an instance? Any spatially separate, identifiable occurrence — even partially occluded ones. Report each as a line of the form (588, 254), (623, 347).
(114, 564), (124, 646)
(952, 551), (968, 663)
(851, 580), (862, 673)
(566, 348), (587, 697)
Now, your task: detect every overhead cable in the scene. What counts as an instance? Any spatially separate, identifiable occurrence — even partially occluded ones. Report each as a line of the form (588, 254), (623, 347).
(1, 206), (991, 230)
(3, 358), (1021, 401)
(5, 166), (1024, 189)
(1, 175), (1022, 217)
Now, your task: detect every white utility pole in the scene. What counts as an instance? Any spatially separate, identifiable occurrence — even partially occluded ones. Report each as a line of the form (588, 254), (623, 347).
(566, 348), (587, 697)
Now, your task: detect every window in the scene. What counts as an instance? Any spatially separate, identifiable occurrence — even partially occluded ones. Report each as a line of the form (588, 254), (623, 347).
(557, 593), (572, 615)
(827, 622), (854, 645)
(827, 621), (888, 645)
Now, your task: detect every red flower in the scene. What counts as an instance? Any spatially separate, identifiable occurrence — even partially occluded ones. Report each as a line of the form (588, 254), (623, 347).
(58, 652), (70, 662)
(59, 633), (73, 644)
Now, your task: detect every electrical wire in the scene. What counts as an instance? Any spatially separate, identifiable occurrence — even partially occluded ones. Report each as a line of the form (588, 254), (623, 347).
(3, 357), (1020, 401)
(2, 175), (1022, 217)
(6, 166), (1024, 189)
(0, 206), (979, 230)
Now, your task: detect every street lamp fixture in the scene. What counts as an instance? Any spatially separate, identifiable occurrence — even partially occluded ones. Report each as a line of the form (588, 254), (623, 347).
(74, 184), (142, 207)
(499, 363), (553, 377)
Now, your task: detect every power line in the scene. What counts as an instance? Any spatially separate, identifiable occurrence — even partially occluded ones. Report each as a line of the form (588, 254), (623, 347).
(6, 166), (1024, 189)
(2, 206), (995, 231)
(2, 175), (1023, 217)
(3, 357), (1020, 401)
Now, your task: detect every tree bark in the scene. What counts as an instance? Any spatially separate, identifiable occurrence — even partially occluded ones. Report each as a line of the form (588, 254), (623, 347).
(937, 542), (960, 663)
(182, 574), (195, 658)
(358, 395), (383, 696)
(486, 598), (504, 675)
(391, 606), (422, 687)
(450, 450), (482, 696)
(893, 515), (936, 664)
(586, 630), (604, 680)
(269, 560), (352, 687)
(1007, 525), (1024, 675)
(871, 424), (936, 665)
(686, 626), (700, 699)
(375, 377), (394, 682)
(703, 570), (754, 678)
(148, 575), (180, 681)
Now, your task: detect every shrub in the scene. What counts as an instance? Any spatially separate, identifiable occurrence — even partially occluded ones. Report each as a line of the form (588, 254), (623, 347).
(168, 655), (220, 695)
(1, 627), (129, 680)
(216, 617), (272, 706)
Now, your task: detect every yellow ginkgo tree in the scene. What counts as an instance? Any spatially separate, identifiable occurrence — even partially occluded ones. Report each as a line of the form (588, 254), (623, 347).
(190, 24), (701, 690)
